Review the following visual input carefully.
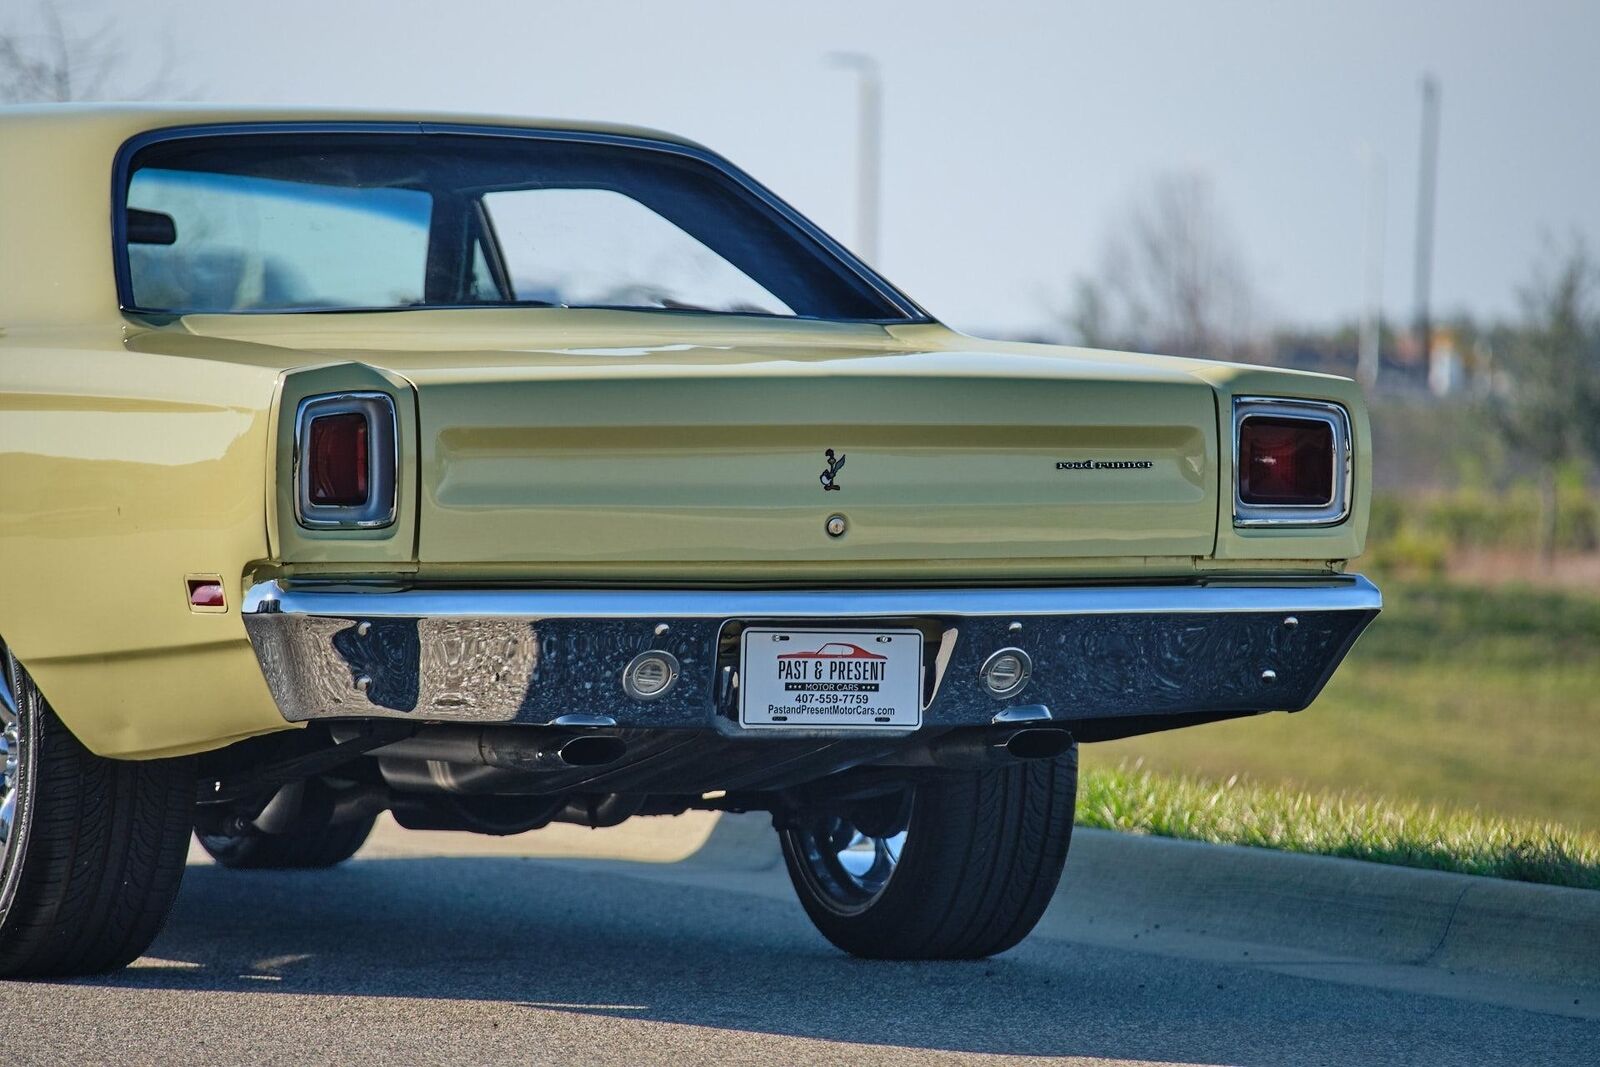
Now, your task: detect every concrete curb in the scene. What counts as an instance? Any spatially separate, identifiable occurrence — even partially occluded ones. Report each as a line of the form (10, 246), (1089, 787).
(1064, 830), (1600, 989)
(686, 809), (785, 872)
(687, 814), (1600, 988)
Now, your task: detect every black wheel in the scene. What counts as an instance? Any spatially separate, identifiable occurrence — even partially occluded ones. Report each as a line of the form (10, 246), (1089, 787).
(197, 813), (376, 870)
(779, 746), (1077, 960)
(0, 647), (195, 977)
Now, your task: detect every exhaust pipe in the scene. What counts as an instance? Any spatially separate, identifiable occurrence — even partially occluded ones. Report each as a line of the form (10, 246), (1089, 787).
(997, 726), (1074, 761)
(541, 734), (627, 769)
(883, 724), (1074, 769)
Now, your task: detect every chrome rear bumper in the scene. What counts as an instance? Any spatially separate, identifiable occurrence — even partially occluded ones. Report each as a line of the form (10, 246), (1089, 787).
(241, 576), (1380, 731)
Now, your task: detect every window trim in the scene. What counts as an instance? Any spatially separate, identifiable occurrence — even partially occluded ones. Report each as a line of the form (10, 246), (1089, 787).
(110, 121), (933, 324)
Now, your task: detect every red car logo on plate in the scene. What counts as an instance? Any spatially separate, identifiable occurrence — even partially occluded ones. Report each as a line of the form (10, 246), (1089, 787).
(777, 642), (887, 661)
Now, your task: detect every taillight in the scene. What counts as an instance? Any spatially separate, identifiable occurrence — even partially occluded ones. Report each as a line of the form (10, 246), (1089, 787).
(1232, 398), (1350, 526)
(295, 393), (397, 528)
(1239, 417), (1333, 505)
(308, 412), (369, 506)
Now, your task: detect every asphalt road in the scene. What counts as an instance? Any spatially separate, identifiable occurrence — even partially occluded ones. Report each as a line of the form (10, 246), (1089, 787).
(0, 816), (1594, 1066)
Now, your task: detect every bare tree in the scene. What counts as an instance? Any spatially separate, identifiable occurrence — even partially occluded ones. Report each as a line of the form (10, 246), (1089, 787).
(1064, 171), (1259, 360)
(1491, 233), (1600, 564)
(0, 0), (181, 103)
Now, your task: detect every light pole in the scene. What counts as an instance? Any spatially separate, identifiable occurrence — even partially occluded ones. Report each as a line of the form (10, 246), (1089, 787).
(827, 52), (882, 266)
(1358, 145), (1385, 391)
(1412, 75), (1441, 367)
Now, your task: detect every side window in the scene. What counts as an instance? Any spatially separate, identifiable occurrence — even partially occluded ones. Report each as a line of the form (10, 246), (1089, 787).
(126, 169), (432, 312)
(481, 187), (793, 315)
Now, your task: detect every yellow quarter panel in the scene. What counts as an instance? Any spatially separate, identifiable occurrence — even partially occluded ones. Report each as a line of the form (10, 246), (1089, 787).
(0, 328), (287, 757)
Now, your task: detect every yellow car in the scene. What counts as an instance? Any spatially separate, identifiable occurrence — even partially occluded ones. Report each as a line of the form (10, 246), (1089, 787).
(0, 104), (1378, 974)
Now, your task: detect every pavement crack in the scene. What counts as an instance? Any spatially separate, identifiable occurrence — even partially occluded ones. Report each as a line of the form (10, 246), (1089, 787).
(1419, 882), (1473, 966)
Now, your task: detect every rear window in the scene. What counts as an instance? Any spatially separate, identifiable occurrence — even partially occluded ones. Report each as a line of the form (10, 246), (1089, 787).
(127, 170), (432, 312)
(117, 127), (914, 322)
(480, 187), (789, 316)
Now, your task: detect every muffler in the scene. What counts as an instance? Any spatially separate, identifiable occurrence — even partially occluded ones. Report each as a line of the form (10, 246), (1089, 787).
(370, 725), (632, 797)
(390, 793), (565, 835)
(386, 791), (644, 835)
(369, 725), (630, 773)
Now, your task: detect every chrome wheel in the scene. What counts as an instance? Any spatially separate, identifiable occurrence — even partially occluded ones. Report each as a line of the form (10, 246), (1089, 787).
(0, 655), (21, 861)
(787, 794), (911, 916)
(834, 826), (906, 890)
(780, 755), (1079, 960)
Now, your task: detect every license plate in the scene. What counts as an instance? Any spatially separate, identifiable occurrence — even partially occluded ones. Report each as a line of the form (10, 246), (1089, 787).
(738, 628), (923, 729)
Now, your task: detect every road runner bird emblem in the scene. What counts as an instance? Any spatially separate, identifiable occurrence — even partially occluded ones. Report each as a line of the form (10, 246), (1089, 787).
(819, 448), (846, 491)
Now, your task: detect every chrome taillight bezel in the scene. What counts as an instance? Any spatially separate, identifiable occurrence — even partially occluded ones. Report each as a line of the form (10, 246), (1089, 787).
(1232, 397), (1352, 528)
(294, 392), (398, 529)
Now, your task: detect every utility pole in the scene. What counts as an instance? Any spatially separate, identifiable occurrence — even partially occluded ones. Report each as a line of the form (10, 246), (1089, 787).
(1412, 75), (1441, 367)
(1358, 146), (1385, 391)
(827, 52), (882, 266)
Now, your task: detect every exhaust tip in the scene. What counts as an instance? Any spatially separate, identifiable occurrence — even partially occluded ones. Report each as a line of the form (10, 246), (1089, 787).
(556, 735), (627, 768)
(1002, 727), (1072, 761)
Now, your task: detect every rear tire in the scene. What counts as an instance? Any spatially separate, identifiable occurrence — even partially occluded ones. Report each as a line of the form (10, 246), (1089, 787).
(779, 745), (1077, 960)
(197, 814), (376, 870)
(0, 648), (195, 977)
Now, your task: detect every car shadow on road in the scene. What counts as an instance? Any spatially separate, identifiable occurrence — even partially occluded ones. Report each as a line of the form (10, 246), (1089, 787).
(61, 855), (1582, 1064)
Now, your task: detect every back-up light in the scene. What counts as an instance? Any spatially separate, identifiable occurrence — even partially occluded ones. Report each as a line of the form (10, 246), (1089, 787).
(295, 393), (397, 528)
(1232, 398), (1350, 526)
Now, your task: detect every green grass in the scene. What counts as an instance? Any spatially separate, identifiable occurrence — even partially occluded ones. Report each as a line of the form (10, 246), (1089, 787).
(1077, 763), (1600, 890)
(1093, 580), (1600, 832)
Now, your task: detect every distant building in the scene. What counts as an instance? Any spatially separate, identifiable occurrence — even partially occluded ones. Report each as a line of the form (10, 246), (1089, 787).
(1429, 329), (1466, 395)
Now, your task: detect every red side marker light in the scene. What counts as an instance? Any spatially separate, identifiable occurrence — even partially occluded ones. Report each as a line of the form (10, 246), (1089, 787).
(186, 577), (226, 612)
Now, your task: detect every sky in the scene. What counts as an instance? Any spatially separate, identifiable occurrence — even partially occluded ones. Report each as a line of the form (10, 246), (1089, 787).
(30, 0), (1600, 337)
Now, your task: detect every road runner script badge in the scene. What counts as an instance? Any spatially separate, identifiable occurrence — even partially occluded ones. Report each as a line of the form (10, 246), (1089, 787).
(1055, 460), (1154, 470)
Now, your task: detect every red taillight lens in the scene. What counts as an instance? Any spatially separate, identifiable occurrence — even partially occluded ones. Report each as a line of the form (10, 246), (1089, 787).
(295, 392), (396, 528)
(1239, 416), (1334, 506)
(307, 412), (369, 506)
